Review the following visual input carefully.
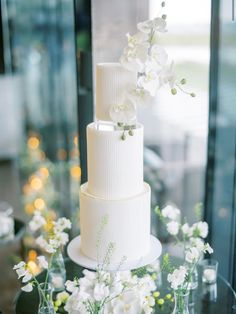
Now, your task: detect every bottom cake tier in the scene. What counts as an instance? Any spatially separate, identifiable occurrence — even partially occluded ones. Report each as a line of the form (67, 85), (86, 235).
(80, 182), (151, 263)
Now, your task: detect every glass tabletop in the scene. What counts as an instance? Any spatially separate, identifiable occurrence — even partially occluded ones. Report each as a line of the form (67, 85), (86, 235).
(15, 259), (236, 314)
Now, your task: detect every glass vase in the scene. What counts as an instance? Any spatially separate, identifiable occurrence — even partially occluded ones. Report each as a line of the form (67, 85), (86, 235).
(49, 250), (66, 291)
(38, 283), (55, 314)
(189, 267), (198, 290)
(172, 291), (190, 314)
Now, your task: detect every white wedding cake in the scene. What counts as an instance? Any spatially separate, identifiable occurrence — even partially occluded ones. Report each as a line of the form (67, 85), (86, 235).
(79, 63), (151, 263)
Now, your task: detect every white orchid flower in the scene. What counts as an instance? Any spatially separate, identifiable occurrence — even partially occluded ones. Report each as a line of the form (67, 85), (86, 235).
(150, 45), (168, 65)
(109, 97), (137, 125)
(120, 42), (149, 72)
(159, 61), (176, 88)
(127, 31), (149, 47)
(137, 17), (167, 34)
(152, 17), (167, 33)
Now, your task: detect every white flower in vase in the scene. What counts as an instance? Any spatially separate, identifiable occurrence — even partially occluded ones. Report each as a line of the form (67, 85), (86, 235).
(65, 280), (78, 293)
(93, 282), (110, 301)
(167, 266), (187, 290)
(54, 217), (72, 232)
(22, 271), (33, 283)
(162, 205), (181, 221)
(189, 237), (205, 252)
(191, 221), (209, 238)
(37, 255), (48, 269)
(181, 223), (191, 236)
(21, 282), (33, 292)
(29, 211), (46, 232)
(166, 221), (179, 236)
(204, 243), (214, 254)
(185, 247), (200, 263)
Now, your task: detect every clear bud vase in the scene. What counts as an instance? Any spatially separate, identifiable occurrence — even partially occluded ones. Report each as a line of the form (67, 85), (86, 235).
(38, 283), (55, 314)
(49, 250), (66, 291)
(172, 291), (190, 314)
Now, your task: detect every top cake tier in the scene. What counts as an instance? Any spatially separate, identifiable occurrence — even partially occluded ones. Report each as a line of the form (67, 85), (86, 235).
(96, 63), (137, 121)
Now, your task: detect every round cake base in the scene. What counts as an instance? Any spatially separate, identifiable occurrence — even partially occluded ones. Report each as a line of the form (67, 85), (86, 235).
(67, 235), (162, 271)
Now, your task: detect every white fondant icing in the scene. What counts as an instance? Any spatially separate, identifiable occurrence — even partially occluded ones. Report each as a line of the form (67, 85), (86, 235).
(80, 182), (151, 263)
(96, 63), (137, 121)
(87, 122), (143, 199)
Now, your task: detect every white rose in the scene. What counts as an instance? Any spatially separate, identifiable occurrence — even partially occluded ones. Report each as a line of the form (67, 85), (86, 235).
(166, 221), (179, 236)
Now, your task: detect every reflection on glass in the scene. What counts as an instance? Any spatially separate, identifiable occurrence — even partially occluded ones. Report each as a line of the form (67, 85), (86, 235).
(1, 0), (80, 231)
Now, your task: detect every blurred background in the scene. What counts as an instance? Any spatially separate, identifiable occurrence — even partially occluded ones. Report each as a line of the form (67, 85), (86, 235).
(0, 0), (236, 313)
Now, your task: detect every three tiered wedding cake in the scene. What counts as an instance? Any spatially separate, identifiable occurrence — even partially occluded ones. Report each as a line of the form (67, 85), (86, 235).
(79, 63), (152, 264)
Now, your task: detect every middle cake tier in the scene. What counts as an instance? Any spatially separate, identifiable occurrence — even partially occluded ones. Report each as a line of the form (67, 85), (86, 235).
(87, 122), (144, 199)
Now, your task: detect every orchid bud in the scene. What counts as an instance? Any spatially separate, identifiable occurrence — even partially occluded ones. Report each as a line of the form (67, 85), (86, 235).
(128, 129), (134, 136)
(171, 88), (177, 95)
(121, 133), (126, 141)
(162, 14), (167, 20)
(190, 93), (196, 97)
(180, 78), (186, 85)
(161, 1), (165, 7)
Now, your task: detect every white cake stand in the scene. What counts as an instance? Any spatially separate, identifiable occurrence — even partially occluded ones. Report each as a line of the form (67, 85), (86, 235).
(67, 235), (162, 271)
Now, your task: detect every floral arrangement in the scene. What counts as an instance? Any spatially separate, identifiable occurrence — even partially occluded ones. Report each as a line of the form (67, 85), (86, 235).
(109, 1), (195, 138)
(64, 269), (156, 314)
(13, 256), (49, 292)
(155, 204), (214, 312)
(29, 211), (71, 254)
(13, 212), (71, 296)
